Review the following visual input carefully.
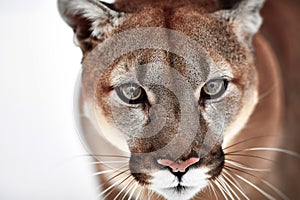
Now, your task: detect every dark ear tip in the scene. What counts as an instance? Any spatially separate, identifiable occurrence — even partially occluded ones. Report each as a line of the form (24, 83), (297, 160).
(220, 0), (265, 10)
(220, 0), (241, 9)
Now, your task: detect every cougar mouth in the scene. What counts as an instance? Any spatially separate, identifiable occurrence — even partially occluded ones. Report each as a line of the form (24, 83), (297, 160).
(168, 184), (193, 192)
(160, 184), (200, 196)
(129, 145), (225, 199)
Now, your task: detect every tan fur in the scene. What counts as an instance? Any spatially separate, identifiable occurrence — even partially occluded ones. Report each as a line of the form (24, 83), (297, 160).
(60, 0), (300, 199)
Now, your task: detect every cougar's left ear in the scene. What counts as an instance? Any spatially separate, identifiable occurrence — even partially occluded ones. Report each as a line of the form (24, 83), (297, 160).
(58, 0), (125, 52)
(215, 0), (265, 43)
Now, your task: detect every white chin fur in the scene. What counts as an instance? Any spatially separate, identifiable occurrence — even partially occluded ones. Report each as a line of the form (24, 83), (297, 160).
(150, 168), (210, 200)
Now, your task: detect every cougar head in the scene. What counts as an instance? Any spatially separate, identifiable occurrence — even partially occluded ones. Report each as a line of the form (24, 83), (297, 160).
(58, 0), (264, 199)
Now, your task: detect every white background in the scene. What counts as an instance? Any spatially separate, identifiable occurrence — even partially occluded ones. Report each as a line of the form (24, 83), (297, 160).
(0, 0), (113, 199)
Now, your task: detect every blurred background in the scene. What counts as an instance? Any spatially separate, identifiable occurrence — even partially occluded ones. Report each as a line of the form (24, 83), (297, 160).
(0, 0), (111, 199)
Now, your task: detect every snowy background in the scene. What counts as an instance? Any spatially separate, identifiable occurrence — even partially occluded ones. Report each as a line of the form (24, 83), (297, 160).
(0, 0), (113, 199)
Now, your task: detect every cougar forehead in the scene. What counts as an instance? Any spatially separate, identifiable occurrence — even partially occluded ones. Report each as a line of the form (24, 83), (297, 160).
(115, 3), (249, 64)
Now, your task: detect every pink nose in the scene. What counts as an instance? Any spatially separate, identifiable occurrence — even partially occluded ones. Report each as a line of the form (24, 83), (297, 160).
(157, 157), (200, 173)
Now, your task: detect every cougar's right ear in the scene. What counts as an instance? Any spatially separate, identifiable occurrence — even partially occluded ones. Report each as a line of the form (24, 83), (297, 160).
(214, 0), (265, 44)
(58, 0), (125, 52)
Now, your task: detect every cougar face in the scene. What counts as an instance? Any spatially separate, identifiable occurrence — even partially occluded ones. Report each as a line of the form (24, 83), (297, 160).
(58, 0), (279, 199)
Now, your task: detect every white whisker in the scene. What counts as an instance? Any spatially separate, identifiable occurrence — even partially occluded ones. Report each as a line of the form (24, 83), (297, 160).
(208, 181), (219, 200)
(96, 177), (125, 200)
(217, 176), (235, 200)
(113, 177), (134, 200)
(225, 153), (274, 162)
(135, 186), (143, 200)
(128, 182), (139, 200)
(229, 148), (300, 159)
(235, 174), (276, 200)
(214, 178), (229, 200)
(122, 180), (136, 200)
(223, 169), (250, 200)
(208, 182), (213, 199)
(226, 160), (270, 172)
(223, 135), (274, 151)
(225, 166), (289, 200)
(148, 190), (154, 200)
(262, 180), (290, 200)
(92, 169), (115, 176)
(222, 169), (244, 192)
(92, 163), (129, 176)
(220, 175), (240, 200)
(222, 170), (249, 200)
(147, 188), (150, 200)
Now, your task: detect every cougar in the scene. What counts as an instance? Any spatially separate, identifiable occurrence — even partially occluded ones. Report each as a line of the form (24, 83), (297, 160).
(58, 0), (300, 199)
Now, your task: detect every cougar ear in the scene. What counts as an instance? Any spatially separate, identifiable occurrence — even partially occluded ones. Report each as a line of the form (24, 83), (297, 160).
(58, 0), (125, 52)
(215, 0), (265, 43)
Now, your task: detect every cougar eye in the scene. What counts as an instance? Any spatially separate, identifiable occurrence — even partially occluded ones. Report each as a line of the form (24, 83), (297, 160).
(116, 83), (146, 104)
(201, 79), (228, 99)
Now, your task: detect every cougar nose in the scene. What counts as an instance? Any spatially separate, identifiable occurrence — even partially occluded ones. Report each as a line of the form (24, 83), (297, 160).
(157, 157), (200, 173)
